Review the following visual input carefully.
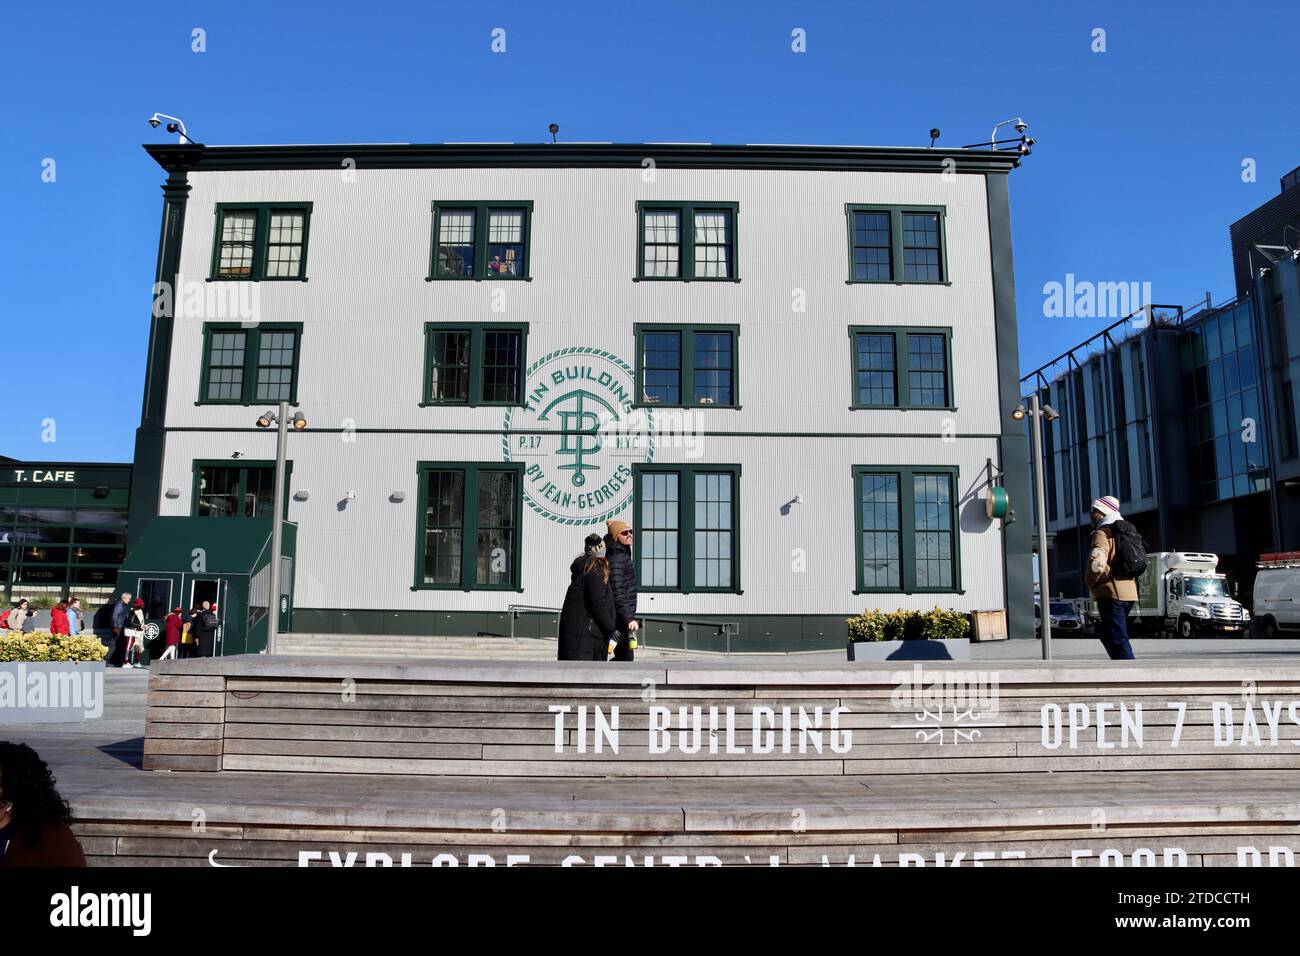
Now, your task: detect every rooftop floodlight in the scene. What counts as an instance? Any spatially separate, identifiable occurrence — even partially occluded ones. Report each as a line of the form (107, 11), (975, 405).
(929, 127), (941, 147)
(548, 123), (559, 143)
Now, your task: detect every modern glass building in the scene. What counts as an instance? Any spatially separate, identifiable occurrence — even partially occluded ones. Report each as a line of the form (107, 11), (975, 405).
(1025, 168), (1300, 598)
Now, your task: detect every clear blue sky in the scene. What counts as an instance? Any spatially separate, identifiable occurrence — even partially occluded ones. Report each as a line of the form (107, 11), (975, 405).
(2, 0), (1297, 462)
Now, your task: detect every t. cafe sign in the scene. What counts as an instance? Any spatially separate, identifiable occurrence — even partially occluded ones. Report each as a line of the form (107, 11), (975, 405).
(8, 469), (78, 484)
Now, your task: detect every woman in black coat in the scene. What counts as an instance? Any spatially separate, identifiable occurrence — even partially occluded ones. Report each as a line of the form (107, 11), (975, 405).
(557, 534), (617, 661)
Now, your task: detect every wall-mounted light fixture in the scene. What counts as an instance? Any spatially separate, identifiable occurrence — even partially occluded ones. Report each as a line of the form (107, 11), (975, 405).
(390, 491), (407, 503)
(293, 490), (311, 502)
(164, 488), (181, 499)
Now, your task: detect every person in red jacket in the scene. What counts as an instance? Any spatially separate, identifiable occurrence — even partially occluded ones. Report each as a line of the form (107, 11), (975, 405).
(49, 602), (70, 636)
(158, 607), (183, 660)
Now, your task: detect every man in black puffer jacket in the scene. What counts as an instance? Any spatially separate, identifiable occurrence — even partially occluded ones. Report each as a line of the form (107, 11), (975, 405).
(603, 519), (638, 661)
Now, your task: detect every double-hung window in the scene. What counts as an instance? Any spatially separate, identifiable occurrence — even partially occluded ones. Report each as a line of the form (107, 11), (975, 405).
(636, 202), (739, 281)
(849, 327), (953, 409)
(422, 323), (528, 406)
(846, 205), (947, 283)
(853, 466), (960, 593)
(429, 202), (533, 279)
(415, 462), (523, 590)
(634, 324), (739, 407)
(199, 323), (303, 405)
(211, 203), (312, 280)
(633, 464), (740, 593)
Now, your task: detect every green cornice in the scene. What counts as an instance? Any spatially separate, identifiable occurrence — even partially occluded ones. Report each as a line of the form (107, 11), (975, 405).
(144, 142), (1022, 175)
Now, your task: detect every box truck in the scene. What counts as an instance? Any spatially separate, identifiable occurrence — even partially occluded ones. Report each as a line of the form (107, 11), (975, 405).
(1131, 552), (1249, 637)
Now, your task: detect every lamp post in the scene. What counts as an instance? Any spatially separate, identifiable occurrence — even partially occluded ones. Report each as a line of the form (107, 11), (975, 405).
(1013, 396), (1060, 660)
(256, 402), (306, 655)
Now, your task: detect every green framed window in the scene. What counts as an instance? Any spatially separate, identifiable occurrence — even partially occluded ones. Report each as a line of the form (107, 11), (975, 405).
(632, 464), (740, 593)
(853, 465), (961, 594)
(191, 460), (293, 519)
(428, 201), (533, 280)
(414, 462), (524, 590)
(848, 326), (953, 409)
(634, 324), (739, 407)
(846, 205), (948, 284)
(199, 323), (303, 405)
(422, 323), (528, 406)
(210, 203), (312, 280)
(636, 202), (739, 281)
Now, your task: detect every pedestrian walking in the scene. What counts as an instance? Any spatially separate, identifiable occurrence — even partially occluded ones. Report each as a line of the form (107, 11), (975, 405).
(109, 592), (132, 666)
(557, 534), (617, 661)
(194, 601), (220, 658)
(3, 600), (29, 634)
(156, 607), (183, 661)
(180, 607), (197, 658)
(49, 602), (70, 636)
(66, 598), (83, 636)
(122, 598), (147, 668)
(1085, 495), (1144, 660)
(603, 520), (639, 661)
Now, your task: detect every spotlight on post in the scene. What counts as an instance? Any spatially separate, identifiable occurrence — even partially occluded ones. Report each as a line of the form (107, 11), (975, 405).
(292, 412), (308, 430)
(256, 411), (275, 428)
(1011, 404), (1027, 421)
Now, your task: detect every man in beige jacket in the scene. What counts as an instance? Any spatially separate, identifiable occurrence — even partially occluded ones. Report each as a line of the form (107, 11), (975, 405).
(1084, 495), (1137, 660)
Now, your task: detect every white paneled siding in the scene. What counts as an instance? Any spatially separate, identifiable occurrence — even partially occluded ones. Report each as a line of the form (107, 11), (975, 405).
(160, 163), (1009, 619)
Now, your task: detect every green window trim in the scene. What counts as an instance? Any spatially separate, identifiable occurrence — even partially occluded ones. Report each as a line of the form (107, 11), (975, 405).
(845, 204), (949, 285)
(633, 324), (741, 409)
(852, 465), (962, 595)
(632, 463), (741, 594)
(209, 202), (313, 281)
(848, 326), (955, 410)
(420, 323), (529, 408)
(427, 201), (534, 281)
(198, 322), (304, 406)
(635, 201), (740, 282)
(190, 460), (294, 521)
(412, 461), (525, 592)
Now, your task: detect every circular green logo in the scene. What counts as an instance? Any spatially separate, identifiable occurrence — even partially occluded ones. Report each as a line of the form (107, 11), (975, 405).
(503, 347), (656, 525)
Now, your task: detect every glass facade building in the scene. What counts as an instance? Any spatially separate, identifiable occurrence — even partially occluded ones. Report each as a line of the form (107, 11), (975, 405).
(1024, 188), (1300, 599)
(0, 461), (133, 604)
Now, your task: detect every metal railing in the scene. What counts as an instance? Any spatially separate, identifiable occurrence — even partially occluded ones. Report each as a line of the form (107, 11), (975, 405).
(507, 604), (741, 655)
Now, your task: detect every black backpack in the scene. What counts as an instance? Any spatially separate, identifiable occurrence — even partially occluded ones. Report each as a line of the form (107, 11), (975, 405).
(1110, 520), (1148, 579)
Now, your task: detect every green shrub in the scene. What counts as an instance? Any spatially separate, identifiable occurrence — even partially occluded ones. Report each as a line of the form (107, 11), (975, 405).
(846, 607), (971, 643)
(920, 607), (971, 641)
(0, 631), (108, 663)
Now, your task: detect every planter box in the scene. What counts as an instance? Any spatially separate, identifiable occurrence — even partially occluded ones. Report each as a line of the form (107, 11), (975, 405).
(847, 639), (971, 661)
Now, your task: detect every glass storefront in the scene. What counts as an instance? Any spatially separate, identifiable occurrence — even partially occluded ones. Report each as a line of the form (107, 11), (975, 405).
(0, 463), (132, 602)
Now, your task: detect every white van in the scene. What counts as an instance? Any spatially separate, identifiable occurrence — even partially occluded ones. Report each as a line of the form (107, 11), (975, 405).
(1252, 553), (1300, 638)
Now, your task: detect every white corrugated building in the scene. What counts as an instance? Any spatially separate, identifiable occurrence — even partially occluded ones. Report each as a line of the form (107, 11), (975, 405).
(125, 140), (1031, 650)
